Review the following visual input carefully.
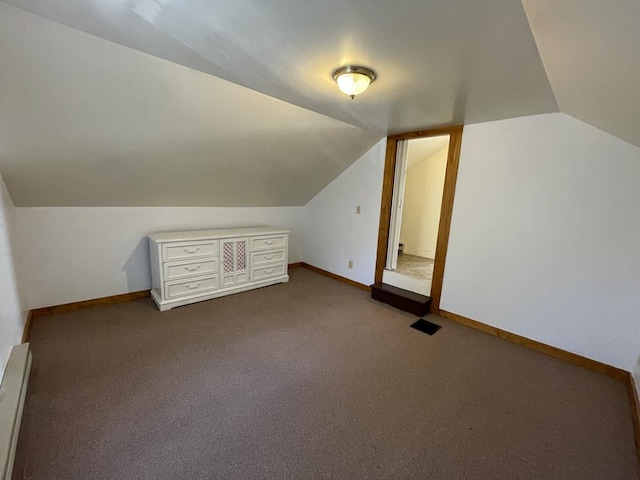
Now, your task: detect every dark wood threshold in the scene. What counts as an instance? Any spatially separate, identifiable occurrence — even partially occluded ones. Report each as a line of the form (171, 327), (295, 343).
(370, 282), (432, 316)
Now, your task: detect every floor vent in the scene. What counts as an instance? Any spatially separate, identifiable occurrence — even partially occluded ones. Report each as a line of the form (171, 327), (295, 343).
(410, 319), (442, 336)
(0, 344), (32, 480)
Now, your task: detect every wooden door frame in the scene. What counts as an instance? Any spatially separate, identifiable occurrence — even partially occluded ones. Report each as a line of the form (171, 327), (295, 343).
(374, 125), (464, 313)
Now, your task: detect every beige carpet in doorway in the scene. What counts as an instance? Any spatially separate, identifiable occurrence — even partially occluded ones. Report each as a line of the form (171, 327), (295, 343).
(396, 253), (434, 281)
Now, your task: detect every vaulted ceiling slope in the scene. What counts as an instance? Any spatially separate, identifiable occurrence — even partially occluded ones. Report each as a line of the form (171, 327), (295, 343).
(4, 1), (638, 208)
(522, 0), (640, 147)
(2, 0), (558, 134)
(0, 3), (381, 207)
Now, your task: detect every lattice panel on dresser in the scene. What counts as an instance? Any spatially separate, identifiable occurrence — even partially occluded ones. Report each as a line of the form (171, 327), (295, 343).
(223, 242), (234, 274)
(236, 241), (247, 271)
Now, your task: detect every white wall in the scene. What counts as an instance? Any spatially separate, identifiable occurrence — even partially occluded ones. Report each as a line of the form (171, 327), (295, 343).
(400, 146), (447, 258)
(441, 113), (640, 371)
(303, 139), (387, 285)
(0, 175), (27, 381)
(302, 113), (639, 372)
(16, 207), (304, 308)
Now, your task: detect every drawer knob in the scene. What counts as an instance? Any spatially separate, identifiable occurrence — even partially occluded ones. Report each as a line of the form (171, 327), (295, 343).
(184, 247), (200, 254)
(265, 254), (275, 260)
(264, 240), (275, 245)
(185, 282), (201, 289)
(185, 265), (201, 272)
(265, 268), (274, 274)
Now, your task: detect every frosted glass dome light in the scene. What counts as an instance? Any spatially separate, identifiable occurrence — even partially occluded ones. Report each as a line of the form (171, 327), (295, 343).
(332, 66), (377, 99)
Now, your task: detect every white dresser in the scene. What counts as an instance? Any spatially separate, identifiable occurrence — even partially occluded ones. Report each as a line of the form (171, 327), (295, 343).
(148, 227), (290, 311)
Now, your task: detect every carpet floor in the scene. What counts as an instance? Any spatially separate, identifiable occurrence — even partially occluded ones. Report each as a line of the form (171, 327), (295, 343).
(396, 254), (434, 282)
(13, 268), (639, 479)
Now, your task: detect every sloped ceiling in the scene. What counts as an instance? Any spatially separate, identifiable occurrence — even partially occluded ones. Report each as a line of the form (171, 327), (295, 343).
(1, 0), (557, 134)
(522, 0), (640, 147)
(9, 0), (637, 207)
(0, 3), (380, 206)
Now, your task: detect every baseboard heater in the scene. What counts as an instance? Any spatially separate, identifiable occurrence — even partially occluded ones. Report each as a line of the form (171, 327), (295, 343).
(0, 344), (32, 480)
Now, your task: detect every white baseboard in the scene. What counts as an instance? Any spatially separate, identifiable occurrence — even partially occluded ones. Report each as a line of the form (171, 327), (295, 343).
(0, 344), (32, 480)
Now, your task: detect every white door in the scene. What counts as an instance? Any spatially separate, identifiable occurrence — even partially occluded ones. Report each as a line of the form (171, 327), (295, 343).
(386, 139), (409, 271)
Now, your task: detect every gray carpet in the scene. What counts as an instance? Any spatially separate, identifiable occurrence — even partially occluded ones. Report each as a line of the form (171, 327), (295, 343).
(396, 254), (434, 281)
(13, 268), (639, 479)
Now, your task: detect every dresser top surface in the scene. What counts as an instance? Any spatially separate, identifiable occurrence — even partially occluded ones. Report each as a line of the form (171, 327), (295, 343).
(148, 226), (290, 243)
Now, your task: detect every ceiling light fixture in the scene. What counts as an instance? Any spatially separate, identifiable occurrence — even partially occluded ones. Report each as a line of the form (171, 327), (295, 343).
(332, 65), (377, 99)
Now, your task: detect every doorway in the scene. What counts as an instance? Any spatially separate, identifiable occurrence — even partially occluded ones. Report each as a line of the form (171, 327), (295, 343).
(375, 126), (463, 313)
(383, 135), (449, 296)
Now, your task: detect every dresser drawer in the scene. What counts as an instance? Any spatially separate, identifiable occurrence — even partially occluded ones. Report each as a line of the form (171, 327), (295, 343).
(162, 240), (218, 262)
(250, 249), (286, 267)
(251, 235), (286, 251)
(252, 264), (286, 282)
(164, 259), (218, 281)
(165, 276), (218, 299)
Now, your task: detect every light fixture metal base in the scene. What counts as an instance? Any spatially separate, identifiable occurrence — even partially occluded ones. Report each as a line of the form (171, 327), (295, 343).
(332, 65), (377, 98)
(332, 65), (377, 83)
